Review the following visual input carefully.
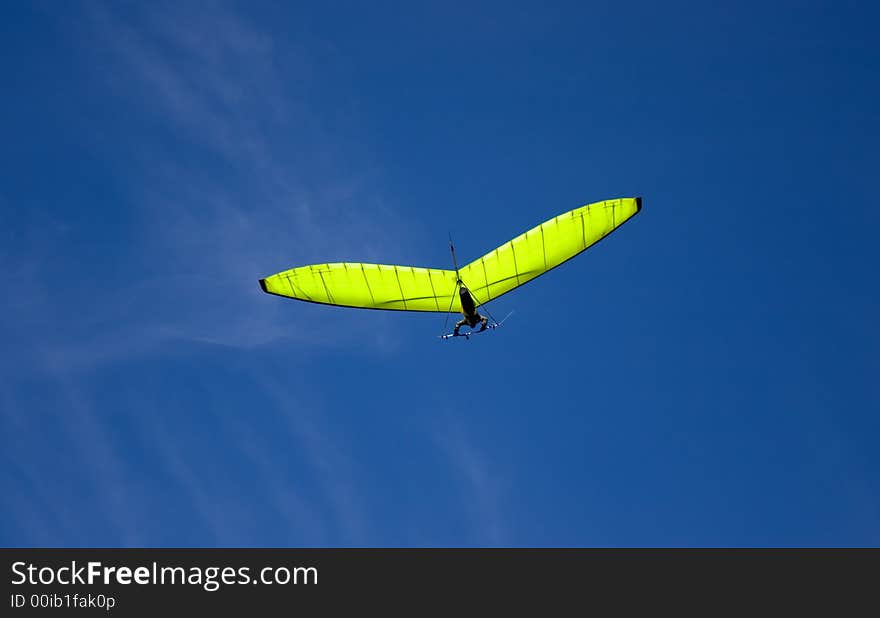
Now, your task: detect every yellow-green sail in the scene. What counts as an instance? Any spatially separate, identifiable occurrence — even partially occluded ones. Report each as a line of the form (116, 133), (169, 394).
(259, 196), (641, 312)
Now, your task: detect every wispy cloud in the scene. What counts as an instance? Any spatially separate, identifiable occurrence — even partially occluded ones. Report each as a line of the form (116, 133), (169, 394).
(2, 2), (411, 376)
(84, 1), (403, 351)
(434, 418), (509, 546)
(2, 2), (411, 547)
(255, 371), (369, 546)
(0, 372), (144, 546)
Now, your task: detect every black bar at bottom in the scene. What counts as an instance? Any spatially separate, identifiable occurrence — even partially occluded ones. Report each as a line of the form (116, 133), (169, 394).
(1, 549), (876, 615)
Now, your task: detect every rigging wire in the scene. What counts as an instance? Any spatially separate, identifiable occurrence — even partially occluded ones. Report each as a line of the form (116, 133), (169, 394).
(465, 285), (500, 326)
(441, 233), (462, 336)
(441, 234), (505, 335)
(440, 278), (460, 336)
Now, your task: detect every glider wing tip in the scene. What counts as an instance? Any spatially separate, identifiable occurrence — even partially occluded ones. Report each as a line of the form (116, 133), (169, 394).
(635, 196), (643, 212)
(258, 278), (269, 293)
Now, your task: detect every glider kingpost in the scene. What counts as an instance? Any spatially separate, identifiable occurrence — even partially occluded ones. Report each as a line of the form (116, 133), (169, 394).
(259, 197), (642, 319)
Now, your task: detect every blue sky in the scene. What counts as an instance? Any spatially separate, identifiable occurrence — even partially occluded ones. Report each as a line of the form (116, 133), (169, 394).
(1, 1), (877, 547)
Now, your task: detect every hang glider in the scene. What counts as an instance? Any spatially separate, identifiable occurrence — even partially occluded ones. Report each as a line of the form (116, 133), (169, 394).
(259, 196), (642, 312)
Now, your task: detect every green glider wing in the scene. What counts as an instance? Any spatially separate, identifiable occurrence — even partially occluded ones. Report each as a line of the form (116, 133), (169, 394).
(259, 196), (642, 312)
(260, 263), (459, 312)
